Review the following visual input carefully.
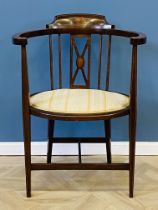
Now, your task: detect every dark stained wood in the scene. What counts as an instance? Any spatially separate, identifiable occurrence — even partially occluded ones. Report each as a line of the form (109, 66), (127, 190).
(70, 35), (73, 88)
(31, 163), (130, 170)
(98, 35), (102, 89)
(47, 136), (113, 165)
(48, 13), (114, 31)
(106, 35), (112, 90)
(78, 140), (82, 164)
(53, 13), (107, 22)
(47, 120), (54, 163)
(30, 105), (130, 121)
(129, 45), (137, 198)
(104, 120), (112, 163)
(87, 35), (91, 88)
(13, 14), (146, 198)
(21, 45), (31, 197)
(58, 34), (62, 88)
(13, 28), (146, 46)
(70, 35), (91, 88)
(47, 137), (112, 143)
(49, 35), (54, 90)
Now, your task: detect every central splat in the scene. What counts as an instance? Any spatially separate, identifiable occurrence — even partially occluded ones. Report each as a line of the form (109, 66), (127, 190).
(70, 35), (91, 88)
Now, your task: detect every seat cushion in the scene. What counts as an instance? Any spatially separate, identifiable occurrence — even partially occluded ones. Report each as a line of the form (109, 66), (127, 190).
(30, 89), (129, 114)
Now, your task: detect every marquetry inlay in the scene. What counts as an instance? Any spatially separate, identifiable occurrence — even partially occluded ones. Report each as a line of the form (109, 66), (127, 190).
(76, 56), (84, 69)
(70, 35), (91, 88)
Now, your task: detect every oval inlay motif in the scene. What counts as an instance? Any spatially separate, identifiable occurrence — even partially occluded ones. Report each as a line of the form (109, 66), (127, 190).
(76, 56), (84, 68)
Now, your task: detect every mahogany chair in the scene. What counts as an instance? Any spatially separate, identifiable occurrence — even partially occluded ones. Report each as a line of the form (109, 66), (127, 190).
(13, 14), (146, 197)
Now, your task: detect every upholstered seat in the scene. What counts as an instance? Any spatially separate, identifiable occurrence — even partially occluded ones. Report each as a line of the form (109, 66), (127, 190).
(30, 89), (129, 114)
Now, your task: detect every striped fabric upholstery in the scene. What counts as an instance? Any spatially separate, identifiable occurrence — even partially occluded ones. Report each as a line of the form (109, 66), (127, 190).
(30, 89), (129, 114)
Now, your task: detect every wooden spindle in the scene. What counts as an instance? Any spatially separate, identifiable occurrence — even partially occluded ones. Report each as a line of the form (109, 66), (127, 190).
(87, 36), (91, 88)
(49, 35), (54, 90)
(105, 35), (112, 91)
(58, 34), (62, 88)
(70, 35), (73, 88)
(98, 35), (103, 89)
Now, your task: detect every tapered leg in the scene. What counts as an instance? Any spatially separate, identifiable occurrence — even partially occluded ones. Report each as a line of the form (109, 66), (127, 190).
(78, 140), (82, 164)
(104, 120), (112, 163)
(47, 120), (55, 163)
(129, 112), (136, 198)
(23, 112), (31, 197)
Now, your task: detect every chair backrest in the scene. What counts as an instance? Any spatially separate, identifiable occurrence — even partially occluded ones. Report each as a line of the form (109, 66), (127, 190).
(13, 13), (146, 110)
(47, 14), (114, 91)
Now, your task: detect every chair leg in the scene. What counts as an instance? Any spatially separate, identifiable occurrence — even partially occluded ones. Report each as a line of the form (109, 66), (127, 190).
(104, 120), (112, 163)
(129, 112), (136, 198)
(78, 140), (82, 164)
(23, 113), (31, 197)
(47, 120), (55, 163)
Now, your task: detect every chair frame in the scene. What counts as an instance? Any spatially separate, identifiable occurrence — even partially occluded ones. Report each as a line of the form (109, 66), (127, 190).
(13, 14), (146, 198)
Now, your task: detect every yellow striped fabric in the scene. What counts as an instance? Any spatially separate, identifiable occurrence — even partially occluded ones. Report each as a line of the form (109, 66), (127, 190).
(30, 89), (129, 114)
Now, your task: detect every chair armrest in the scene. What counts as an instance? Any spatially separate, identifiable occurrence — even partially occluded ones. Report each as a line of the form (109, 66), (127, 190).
(12, 28), (146, 46)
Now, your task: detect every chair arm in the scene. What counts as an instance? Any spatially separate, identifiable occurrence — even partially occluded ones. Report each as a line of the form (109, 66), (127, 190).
(12, 28), (146, 46)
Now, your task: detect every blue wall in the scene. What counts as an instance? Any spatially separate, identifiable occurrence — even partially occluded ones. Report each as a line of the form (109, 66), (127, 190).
(0, 0), (156, 141)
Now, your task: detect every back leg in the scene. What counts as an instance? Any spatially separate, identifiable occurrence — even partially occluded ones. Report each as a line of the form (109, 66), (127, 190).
(104, 120), (112, 163)
(47, 120), (55, 163)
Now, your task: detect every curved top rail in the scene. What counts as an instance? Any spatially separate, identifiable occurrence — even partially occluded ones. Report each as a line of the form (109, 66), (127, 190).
(55, 13), (106, 20)
(13, 28), (146, 46)
(47, 13), (113, 30)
